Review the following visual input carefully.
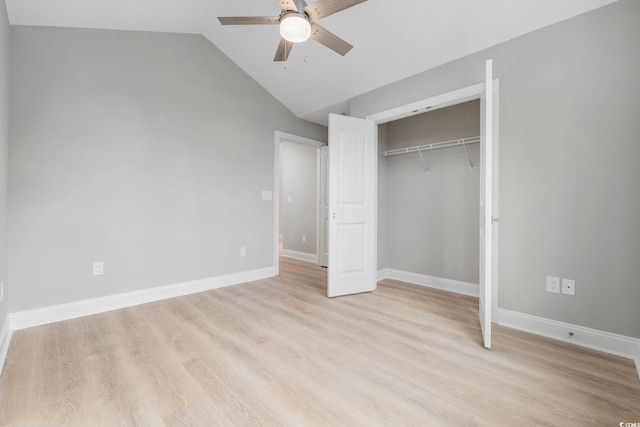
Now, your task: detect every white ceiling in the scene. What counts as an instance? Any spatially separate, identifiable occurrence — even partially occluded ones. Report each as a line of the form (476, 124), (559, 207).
(6, 0), (618, 125)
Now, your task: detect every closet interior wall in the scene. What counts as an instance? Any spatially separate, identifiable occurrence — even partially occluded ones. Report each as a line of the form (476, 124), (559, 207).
(379, 100), (481, 284)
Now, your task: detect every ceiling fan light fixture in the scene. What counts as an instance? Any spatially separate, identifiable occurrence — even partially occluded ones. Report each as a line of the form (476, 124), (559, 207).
(279, 12), (311, 43)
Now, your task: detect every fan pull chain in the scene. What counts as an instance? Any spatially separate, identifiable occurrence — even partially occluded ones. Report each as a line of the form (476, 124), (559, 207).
(282, 43), (310, 70)
(284, 40), (288, 70)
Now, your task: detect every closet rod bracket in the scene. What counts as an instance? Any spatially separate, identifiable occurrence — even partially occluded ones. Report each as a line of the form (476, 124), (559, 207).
(461, 139), (474, 169)
(417, 148), (430, 173)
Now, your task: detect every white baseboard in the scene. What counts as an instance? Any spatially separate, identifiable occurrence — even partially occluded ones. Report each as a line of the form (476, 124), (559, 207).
(378, 268), (479, 297)
(281, 249), (318, 264)
(0, 314), (12, 377)
(9, 266), (276, 331)
(496, 308), (640, 380)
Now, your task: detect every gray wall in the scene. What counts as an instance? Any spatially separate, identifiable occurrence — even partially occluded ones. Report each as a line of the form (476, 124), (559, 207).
(9, 26), (326, 312)
(0, 0), (8, 331)
(354, 0), (640, 338)
(279, 140), (317, 255)
(380, 101), (480, 283)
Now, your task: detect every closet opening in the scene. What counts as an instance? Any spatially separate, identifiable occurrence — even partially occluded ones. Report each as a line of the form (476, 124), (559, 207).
(378, 100), (482, 295)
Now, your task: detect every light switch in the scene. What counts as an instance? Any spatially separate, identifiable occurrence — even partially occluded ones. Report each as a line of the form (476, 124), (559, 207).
(93, 261), (104, 276)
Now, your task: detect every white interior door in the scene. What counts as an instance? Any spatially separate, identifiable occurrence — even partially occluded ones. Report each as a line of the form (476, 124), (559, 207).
(318, 146), (329, 267)
(327, 113), (377, 297)
(479, 60), (494, 348)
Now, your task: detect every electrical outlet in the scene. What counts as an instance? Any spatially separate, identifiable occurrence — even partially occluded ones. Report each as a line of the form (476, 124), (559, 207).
(546, 276), (560, 293)
(302, 234), (306, 243)
(93, 261), (104, 276)
(562, 278), (575, 295)
(240, 247), (247, 257)
(0, 282), (3, 302)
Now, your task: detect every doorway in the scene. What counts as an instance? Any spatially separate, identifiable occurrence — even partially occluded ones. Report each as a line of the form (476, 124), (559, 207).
(273, 131), (326, 276)
(363, 74), (500, 349)
(378, 100), (481, 291)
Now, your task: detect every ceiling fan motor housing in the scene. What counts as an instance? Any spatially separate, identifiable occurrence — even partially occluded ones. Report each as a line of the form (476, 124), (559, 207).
(279, 11), (311, 43)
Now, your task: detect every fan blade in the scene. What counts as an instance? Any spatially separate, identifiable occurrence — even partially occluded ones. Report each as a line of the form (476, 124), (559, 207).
(274, 37), (294, 62)
(310, 23), (353, 56)
(218, 16), (280, 25)
(304, 0), (367, 21)
(275, 0), (299, 12)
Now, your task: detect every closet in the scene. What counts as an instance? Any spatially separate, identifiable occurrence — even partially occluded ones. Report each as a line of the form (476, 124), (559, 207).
(378, 100), (481, 286)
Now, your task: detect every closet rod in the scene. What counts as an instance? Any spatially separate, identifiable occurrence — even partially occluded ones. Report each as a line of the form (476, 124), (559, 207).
(381, 136), (480, 157)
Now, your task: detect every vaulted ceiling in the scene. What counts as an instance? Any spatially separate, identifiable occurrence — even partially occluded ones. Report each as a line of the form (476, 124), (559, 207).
(5, 0), (618, 124)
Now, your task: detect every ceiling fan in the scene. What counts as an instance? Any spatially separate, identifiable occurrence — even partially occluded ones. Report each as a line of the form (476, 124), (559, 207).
(218, 0), (367, 62)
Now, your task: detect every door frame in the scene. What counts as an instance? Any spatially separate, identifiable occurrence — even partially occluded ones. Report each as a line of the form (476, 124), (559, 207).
(365, 82), (500, 316)
(273, 131), (326, 275)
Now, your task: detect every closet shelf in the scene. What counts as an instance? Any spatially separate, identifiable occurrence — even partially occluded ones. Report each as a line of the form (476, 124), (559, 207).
(381, 136), (480, 157)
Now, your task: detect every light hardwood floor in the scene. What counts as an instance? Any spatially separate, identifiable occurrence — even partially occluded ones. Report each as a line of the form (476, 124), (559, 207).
(1, 257), (639, 426)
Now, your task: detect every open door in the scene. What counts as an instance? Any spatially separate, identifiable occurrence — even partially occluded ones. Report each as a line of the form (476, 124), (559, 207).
(479, 59), (495, 348)
(327, 114), (377, 297)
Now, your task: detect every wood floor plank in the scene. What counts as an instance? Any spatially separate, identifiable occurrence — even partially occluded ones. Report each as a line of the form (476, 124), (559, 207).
(163, 397), (233, 427)
(116, 322), (206, 418)
(85, 347), (164, 426)
(1, 257), (638, 426)
(142, 304), (213, 364)
(0, 328), (39, 425)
